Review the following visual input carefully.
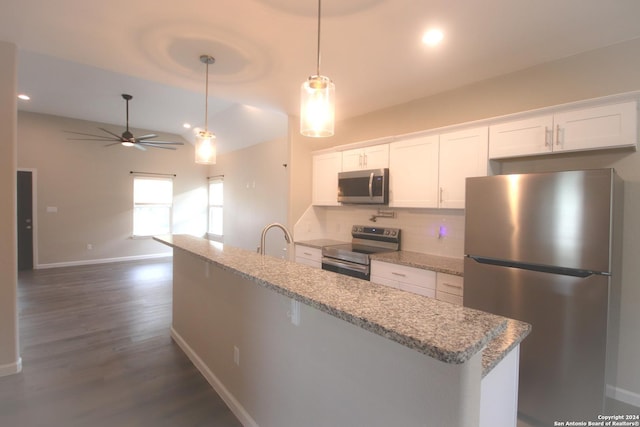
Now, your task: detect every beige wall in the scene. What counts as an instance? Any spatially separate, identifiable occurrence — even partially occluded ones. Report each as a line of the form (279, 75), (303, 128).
(17, 112), (209, 267)
(209, 136), (290, 258)
(0, 41), (20, 374)
(290, 38), (640, 401)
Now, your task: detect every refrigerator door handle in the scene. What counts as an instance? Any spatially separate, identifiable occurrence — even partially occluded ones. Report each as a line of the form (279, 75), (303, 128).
(467, 255), (599, 278)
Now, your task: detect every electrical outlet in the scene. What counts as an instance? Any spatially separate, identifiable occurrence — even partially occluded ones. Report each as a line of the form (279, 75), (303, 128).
(87, 243), (93, 250)
(233, 346), (240, 366)
(290, 299), (301, 326)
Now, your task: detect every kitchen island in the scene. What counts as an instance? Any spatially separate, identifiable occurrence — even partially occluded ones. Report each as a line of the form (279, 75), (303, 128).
(155, 234), (530, 427)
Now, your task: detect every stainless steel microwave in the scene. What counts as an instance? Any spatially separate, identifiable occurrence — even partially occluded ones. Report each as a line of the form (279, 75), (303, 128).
(337, 168), (389, 204)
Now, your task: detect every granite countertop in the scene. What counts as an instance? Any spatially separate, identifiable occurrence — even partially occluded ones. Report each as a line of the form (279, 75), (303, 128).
(156, 234), (529, 374)
(371, 251), (464, 276)
(295, 239), (349, 249)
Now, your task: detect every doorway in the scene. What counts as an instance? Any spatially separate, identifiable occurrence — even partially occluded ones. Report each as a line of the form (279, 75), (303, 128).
(17, 170), (34, 270)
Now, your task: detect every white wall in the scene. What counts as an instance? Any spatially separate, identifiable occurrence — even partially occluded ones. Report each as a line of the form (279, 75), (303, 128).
(0, 41), (20, 375)
(210, 136), (290, 259)
(17, 111), (208, 267)
(289, 38), (640, 404)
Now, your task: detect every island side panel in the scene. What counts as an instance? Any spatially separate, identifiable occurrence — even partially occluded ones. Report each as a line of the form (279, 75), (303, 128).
(171, 248), (483, 427)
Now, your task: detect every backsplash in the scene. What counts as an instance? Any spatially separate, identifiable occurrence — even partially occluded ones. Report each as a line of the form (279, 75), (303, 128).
(293, 205), (465, 259)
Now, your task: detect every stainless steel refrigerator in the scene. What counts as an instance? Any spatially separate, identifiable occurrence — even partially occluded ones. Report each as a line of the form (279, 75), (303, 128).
(464, 169), (623, 426)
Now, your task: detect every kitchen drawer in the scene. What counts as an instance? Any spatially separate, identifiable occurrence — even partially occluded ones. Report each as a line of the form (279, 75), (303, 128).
(436, 273), (463, 296)
(436, 272), (463, 305)
(371, 261), (436, 296)
(436, 291), (463, 306)
(295, 245), (322, 269)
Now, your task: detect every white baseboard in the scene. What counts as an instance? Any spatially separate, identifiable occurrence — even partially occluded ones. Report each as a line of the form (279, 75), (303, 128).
(607, 384), (640, 408)
(0, 357), (22, 377)
(36, 253), (172, 269)
(170, 328), (259, 427)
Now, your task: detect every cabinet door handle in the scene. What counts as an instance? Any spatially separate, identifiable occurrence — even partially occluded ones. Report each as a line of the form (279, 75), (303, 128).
(555, 124), (561, 146)
(363, 153), (368, 167)
(303, 252), (312, 256)
(442, 282), (462, 290)
(359, 154), (363, 167)
(544, 126), (551, 147)
(439, 187), (444, 204)
(391, 271), (407, 277)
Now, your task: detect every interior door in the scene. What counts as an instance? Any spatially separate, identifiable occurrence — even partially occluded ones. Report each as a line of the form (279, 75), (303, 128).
(17, 170), (34, 270)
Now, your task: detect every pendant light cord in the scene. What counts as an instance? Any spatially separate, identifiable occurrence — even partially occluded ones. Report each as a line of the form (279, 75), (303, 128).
(204, 61), (209, 132)
(316, 0), (322, 76)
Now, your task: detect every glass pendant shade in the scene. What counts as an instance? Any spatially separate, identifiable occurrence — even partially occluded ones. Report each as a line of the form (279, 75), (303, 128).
(195, 131), (216, 164)
(300, 75), (335, 137)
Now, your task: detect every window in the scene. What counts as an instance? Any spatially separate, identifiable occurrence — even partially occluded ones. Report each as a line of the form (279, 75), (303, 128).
(208, 176), (223, 238)
(133, 176), (173, 237)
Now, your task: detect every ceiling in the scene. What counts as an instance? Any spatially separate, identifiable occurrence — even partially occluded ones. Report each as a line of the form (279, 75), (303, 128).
(3, 0), (640, 153)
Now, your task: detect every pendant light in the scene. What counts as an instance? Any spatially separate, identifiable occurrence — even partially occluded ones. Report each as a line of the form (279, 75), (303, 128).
(300, 0), (335, 137)
(195, 54), (217, 164)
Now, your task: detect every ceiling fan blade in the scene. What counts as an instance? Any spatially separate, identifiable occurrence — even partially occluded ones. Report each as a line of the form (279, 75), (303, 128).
(136, 134), (157, 140)
(133, 144), (147, 151)
(140, 140), (184, 145)
(104, 142), (123, 147)
(141, 143), (177, 150)
(98, 127), (124, 140)
(64, 130), (116, 140)
(67, 137), (120, 142)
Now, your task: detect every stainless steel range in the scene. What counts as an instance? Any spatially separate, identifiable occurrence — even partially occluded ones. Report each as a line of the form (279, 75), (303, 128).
(322, 225), (401, 280)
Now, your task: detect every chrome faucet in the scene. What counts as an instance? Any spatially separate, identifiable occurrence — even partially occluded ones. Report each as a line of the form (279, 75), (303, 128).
(258, 222), (293, 255)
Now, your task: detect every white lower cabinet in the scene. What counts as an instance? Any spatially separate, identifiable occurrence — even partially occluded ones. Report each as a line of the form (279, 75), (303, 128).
(294, 245), (322, 269)
(370, 261), (436, 298)
(436, 272), (464, 305)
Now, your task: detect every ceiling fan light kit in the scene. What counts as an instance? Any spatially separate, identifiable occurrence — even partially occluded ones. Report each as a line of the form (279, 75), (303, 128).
(195, 55), (217, 165)
(300, 0), (335, 138)
(64, 93), (185, 151)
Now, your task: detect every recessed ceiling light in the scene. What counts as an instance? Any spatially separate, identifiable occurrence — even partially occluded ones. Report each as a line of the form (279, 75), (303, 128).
(422, 29), (444, 47)
(183, 123), (192, 129)
(18, 94), (30, 101)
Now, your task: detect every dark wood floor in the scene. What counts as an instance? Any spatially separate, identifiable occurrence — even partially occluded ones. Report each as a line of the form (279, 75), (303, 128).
(0, 259), (242, 427)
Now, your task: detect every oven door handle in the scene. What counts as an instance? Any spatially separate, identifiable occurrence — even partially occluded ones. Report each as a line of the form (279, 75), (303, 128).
(322, 257), (369, 274)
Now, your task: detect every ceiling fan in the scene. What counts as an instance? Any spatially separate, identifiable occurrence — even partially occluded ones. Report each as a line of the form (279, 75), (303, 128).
(65, 94), (185, 151)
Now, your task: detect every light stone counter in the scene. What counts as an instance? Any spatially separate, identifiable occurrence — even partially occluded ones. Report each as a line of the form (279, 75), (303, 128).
(156, 234), (529, 368)
(371, 250), (464, 276)
(294, 238), (348, 249)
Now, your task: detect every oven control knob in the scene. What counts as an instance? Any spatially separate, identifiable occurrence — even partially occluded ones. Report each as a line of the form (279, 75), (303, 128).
(391, 230), (397, 236)
(384, 230), (389, 235)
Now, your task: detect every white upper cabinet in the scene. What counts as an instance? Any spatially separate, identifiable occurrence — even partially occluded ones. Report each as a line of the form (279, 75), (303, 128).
(312, 151), (341, 206)
(342, 144), (389, 171)
(489, 101), (637, 159)
(554, 101), (637, 152)
(439, 126), (489, 209)
(489, 115), (554, 158)
(389, 135), (439, 208)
